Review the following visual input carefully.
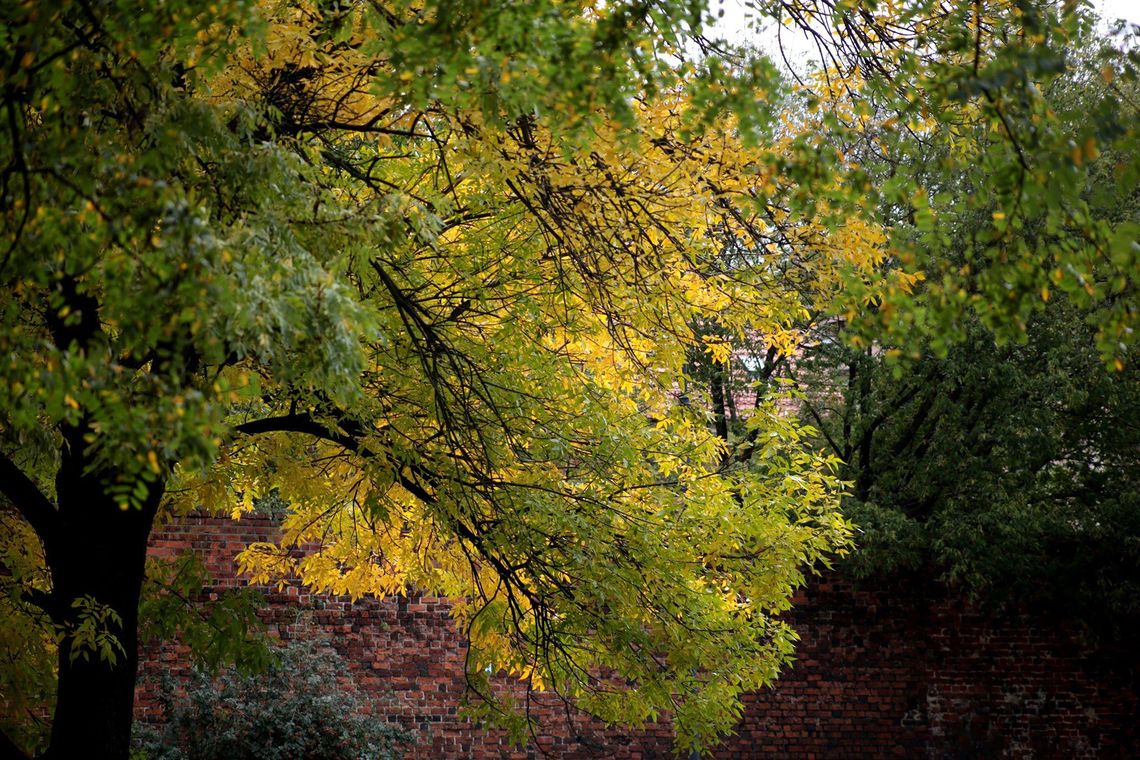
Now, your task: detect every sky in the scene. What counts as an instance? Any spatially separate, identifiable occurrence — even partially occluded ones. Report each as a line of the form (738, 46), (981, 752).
(706, 0), (1140, 72)
(1099, 0), (1140, 27)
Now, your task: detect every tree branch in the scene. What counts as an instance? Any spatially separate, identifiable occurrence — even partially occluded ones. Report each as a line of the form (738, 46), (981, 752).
(232, 413), (437, 506)
(0, 451), (59, 548)
(233, 413), (536, 604)
(800, 398), (847, 463)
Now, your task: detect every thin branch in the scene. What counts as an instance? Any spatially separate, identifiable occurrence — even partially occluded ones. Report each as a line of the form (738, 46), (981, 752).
(0, 451), (59, 548)
(232, 413), (437, 506)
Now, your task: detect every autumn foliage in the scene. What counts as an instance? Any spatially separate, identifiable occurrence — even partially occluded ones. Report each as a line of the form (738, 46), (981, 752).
(1, 1), (1136, 759)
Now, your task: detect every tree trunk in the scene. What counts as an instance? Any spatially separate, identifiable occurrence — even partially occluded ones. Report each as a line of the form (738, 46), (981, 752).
(42, 439), (161, 760)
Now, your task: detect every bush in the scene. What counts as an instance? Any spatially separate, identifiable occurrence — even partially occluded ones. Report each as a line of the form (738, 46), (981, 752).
(134, 640), (412, 760)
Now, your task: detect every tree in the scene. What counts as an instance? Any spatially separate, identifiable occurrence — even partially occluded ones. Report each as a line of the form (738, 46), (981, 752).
(779, 5), (1140, 635)
(0, 2), (869, 758)
(794, 303), (1140, 630)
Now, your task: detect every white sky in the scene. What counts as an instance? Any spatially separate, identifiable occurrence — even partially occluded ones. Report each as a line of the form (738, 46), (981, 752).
(1099, 0), (1140, 27)
(706, 0), (1140, 73)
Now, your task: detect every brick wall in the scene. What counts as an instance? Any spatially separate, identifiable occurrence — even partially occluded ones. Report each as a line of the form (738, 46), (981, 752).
(139, 516), (1139, 758)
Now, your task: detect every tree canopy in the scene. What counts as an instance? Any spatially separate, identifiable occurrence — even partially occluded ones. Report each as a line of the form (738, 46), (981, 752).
(780, 18), (1140, 634)
(1, 1), (1137, 758)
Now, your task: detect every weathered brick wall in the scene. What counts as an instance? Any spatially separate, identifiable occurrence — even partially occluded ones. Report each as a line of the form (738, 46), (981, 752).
(139, 516), (1139, 758)
(732, 582), (1138, 759)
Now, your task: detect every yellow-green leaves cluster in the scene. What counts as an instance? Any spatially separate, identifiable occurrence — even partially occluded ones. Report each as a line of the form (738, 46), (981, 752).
(145, 4), (874, 748)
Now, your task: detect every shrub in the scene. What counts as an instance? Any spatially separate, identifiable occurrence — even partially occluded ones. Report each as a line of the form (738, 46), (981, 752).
(134, 640), (412, 760)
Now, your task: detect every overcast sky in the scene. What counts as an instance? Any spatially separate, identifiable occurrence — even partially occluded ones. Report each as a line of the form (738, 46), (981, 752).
(1099, 0), (1140, 26)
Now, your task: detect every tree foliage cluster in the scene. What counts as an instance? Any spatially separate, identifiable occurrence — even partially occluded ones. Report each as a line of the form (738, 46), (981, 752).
(755, 4), (1140, 635)
(797, 303), (1140, 631)
(0, 1), (1137, 758)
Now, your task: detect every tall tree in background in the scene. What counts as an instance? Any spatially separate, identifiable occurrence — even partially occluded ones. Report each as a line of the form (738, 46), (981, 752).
(805, 307), (1140, 634)
(776, 4), (1140, 634)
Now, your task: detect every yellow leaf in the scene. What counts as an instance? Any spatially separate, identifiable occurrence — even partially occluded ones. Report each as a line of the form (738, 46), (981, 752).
(1084, 137), (1099, 162)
